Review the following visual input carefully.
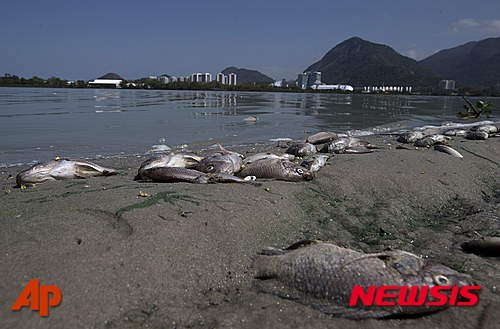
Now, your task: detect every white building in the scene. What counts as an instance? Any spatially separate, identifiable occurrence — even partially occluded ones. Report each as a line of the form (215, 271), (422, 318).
(228, 73), (237, 85)
(439, 80), (456, 90)
(312, 84), (354, 91)
(88, 79), (123, 88)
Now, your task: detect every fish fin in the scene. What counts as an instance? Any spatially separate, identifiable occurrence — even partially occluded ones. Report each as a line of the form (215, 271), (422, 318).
(340, 253), (391, 269)
(256, 247), (286, 256)
(215, 139), (229, 155)
(311, 303), (394, 319)
(75, 165), (101, 177)
(284, 239), (322, 250)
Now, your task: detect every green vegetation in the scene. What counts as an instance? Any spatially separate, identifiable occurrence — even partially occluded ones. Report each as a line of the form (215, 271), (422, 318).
(1, 72), (499, 96)
(115, 191), (198, 217)
(457, 96), (497, 118)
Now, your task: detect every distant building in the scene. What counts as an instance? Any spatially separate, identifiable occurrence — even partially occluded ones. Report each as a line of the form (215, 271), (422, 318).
(228, 73), (237, 85)
(158, 76), (169, 83)
(312, 84), (354, 91)
(439, 80), (456, 90)
(215, 73), (237, 85)
(216, 73), (227, 84)
(298, 71), (321, 89)
(88, 79), (123, 88)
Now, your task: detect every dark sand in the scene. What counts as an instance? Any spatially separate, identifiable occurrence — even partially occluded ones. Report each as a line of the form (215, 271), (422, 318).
(1, 135), (500, 328)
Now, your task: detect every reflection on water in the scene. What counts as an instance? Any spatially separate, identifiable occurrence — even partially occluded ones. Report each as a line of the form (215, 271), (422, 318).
(0, 87), (498, 166)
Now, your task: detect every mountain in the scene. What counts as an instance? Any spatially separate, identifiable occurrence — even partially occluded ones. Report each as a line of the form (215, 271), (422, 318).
(98, 72), (124, 80)
(221, 66), (274, 84)
(304, 37), (441, 87)
(419, 37), (500, 89)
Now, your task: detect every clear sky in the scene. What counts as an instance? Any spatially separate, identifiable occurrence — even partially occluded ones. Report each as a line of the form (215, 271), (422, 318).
(2, 0), (500, 81)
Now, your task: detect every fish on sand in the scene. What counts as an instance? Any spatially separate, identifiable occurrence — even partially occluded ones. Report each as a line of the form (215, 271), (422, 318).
(253, 239), (477, 319)
(238, 159), (314, 182)
(138, 166), (261, 186)
(196, 140), (244, 175)
(16, 158), (118, 186)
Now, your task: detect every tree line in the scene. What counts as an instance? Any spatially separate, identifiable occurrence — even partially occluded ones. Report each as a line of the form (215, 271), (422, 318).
(1, 73), (499, 96)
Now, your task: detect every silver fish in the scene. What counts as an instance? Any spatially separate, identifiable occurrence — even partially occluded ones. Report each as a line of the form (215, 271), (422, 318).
(306, 131), (338, 144)
(320, 137), (376, 154)
(16, 158), (118, 186)
(472, 124), (498, 134)
(138, 153), (203, 180)
(397, 131), (425, 144)
(253, 240), (477, 319)
(243, 152), (295, 165)
(286, 142), (317, 157)
(300, 154), (330, 172)
(196, 141), (243, 175)
(414, 134), (449, 147)
(139, 167), (261, 186)
(443, 129), (468, 137)
(434, 144), (463, 158)
(238, 159), (314, 181)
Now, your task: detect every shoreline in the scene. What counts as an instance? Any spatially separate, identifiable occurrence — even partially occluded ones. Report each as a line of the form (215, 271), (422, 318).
(1, 135), (500, 328)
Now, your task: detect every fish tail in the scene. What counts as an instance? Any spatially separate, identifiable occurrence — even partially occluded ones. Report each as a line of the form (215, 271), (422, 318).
(251, 254), (279, 279)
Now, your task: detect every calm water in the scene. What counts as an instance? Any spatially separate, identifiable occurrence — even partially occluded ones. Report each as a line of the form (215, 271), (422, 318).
(0, 87), (498, 166)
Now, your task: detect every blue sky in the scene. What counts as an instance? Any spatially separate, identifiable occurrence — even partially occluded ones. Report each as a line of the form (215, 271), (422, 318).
(2, 0), (500, 81)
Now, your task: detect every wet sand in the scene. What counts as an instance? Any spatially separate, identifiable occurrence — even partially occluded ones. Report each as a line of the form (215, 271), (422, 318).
(1, 135), (500, 329)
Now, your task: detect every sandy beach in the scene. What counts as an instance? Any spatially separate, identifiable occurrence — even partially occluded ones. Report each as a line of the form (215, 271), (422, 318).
(1, 134), (500, 329)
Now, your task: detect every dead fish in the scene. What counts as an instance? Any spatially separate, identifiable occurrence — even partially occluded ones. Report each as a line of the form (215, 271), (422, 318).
(243, 152), (295, 165)
(238, 158), (314, 181)
(397, 131), (425, 144)
(139, 167), (261, 186)
(339, 146), (374, 154)
(137, 153), (203, 180)
(306, 131), (337, 144)
(300, 155), (330, 172)
(461, 237), (500, 256)
(433, 144), (463, 158)
(253, 239), (477, 319)
(243, 116), (259, 122)
(196, 140), (244, 175)
(472, 124), (498, 134)
(320, 137), (376, 154)
(414, 134), (449, 147)
(465, 131), (488, 140)
(193, 173), (262, 186)
(16, 158), (118, 186)
(443, 129), (468, 137)
(286, 142), (317, 157)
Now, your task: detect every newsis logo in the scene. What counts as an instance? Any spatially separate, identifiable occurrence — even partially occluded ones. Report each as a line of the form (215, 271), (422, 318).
(11, 280), (61, 316)
(349, 285), (481, 306)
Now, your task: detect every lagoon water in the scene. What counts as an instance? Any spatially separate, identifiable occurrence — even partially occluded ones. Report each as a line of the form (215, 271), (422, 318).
(0, 87), (498, 167)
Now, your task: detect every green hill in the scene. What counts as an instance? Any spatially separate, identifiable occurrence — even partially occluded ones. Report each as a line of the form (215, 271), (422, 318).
(304, 37), (441, 87)
(419, 37), (500, 89)
(98, 72), (125, 80)
(221, 66), (274, 84)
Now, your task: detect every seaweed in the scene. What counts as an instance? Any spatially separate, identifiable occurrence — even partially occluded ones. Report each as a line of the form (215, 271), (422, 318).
(115, 191), (199, 217)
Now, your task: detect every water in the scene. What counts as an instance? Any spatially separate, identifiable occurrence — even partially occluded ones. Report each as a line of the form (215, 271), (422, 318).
(0, 87), (498, 167)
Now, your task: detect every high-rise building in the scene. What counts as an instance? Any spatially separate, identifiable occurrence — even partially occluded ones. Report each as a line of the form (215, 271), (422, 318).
(201, 73), (212, 82)
(439, 80), (456, 90)
(216, 73), (226, 84)
(228, 73), (237, 85)
(298, 71), (321, 89)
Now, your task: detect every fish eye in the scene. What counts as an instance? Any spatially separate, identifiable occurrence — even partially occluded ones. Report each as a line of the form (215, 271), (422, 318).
(207, 165), (214, 171)
(433, 274), (451, 286)
(297, 169), (304, 174)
